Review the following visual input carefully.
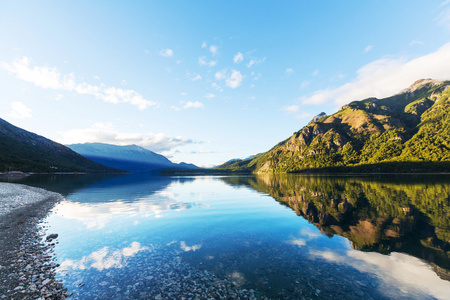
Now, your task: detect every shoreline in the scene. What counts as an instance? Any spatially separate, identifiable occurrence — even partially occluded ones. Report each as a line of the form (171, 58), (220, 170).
(0, 183), (70, 299)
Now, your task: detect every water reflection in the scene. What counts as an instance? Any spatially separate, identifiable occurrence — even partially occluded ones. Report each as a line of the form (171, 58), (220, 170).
(37, 174), (196, 230)
(61, 242), (150, 271)
(220, 174), (450, 276)
(31, 174), (450, 299)
(15, 173), (194, 199)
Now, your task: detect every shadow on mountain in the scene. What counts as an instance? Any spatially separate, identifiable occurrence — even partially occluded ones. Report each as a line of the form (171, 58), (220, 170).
(219, 174), (450, 279)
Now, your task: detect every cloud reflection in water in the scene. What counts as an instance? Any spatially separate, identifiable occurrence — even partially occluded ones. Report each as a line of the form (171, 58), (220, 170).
(310, 249), (450, 300)
(55, 194), (192, 230)
(60, 242), (150, 271)
(180, 241), (202, 252)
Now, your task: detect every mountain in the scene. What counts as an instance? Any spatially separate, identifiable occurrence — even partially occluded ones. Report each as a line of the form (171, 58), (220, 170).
(0, 118), (121, 173)
(67, 143), (198, 172)
(218, 155), (256, 168)
(216, 79), (450, 173)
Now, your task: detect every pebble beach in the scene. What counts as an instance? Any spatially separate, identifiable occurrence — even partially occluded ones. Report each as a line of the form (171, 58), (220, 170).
(0, 182), (69, 299)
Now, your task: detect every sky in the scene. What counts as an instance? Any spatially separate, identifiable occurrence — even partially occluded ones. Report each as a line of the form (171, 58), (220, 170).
(1, 1), (450, 167)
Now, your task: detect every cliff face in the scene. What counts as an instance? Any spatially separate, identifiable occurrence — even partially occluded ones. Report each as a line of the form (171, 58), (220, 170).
(217, 79), (450, 173)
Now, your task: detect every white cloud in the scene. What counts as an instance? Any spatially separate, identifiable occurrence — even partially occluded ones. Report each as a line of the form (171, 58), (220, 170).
(192, 74), (202, 81)
(286, 68), (294, 75)
(282, 105), (299, 113)
(215, 69), (227, 80)
(364, 45), (373, 53)
(226, 70), (243, 88)
(210, 45), (218, 56)
(205, 93), (216, 98)
(214, 69), (243, 89)
(183, 101), (204, 109)
(201, 42), (207, 48)
(58, 122), (193, 152)
(2, 57), (62, 89)
(246, 57), (266, 68)
(198, 56), (217, 67)
(159, 48), (173, 57)
(9, 101), (32, 119)
(211, 82), (223, 92)
(1, 57), (157, 110)
(233, 52), (244, 63)
(302, 43), (450, 106)
(312, 70), (320, 76)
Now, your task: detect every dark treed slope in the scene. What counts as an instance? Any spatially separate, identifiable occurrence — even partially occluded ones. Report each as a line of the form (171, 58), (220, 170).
(0, 118), (123, 173)
(217, 79), (450, 173)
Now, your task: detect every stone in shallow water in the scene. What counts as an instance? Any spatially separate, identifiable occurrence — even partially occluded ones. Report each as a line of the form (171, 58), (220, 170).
(42, 278), (51, 286)
(46, 234), (58, 242)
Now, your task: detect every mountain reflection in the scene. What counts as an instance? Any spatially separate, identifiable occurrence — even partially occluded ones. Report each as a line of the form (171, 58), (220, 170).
(219, 174), (450, 277)
(23, 174), (196, 229)
(14, 173), (195, 198)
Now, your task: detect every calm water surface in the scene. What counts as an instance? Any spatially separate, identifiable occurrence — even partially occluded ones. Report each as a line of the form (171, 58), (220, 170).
(19, 174), (450, 299)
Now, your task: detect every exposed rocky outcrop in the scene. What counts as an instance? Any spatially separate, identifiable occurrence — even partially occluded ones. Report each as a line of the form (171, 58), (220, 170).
(216, 79), (450, 173)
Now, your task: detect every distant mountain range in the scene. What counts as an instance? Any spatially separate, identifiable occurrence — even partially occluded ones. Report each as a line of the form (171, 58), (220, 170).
(67, 143), (198, 173)
(0, 118), (120, 173)
(3, 78), (449, 174)
(216, 79), (450, 173)
(0, 118), (197, 174)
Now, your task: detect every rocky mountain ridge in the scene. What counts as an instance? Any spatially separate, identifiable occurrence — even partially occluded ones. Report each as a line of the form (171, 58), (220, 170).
(216, 79), (450, 173)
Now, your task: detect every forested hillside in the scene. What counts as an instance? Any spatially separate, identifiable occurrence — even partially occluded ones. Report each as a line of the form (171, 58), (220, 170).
(217, 79), (450, 173)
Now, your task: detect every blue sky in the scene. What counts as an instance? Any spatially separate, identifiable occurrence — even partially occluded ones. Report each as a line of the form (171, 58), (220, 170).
(1, 1), (450, 167)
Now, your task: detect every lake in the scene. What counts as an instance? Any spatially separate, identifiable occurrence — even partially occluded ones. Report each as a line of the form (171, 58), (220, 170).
(16, 174), (450, 299)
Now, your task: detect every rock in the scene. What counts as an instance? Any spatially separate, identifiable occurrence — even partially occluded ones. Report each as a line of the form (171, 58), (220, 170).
(42, 278), (51, 286)
(46, 234), (58, 242)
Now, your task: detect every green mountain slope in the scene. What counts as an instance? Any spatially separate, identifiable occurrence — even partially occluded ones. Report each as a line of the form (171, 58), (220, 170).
(217, 79), (450, 173)
(0, 118), (123, 173)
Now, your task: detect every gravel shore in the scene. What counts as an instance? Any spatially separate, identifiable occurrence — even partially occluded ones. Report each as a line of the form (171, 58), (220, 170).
(0, 183), (69, 299)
